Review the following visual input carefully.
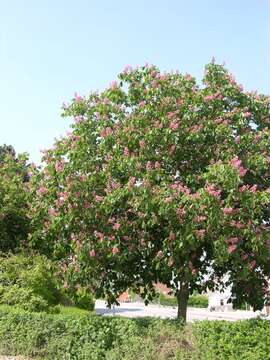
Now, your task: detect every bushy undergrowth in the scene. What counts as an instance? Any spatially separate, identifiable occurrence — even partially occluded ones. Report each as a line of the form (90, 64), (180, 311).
(0, 254), (95, 313)
(0, 306), (269, 359)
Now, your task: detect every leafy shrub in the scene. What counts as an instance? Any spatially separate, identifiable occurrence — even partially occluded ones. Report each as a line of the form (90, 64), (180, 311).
(0, 253), (68, 312)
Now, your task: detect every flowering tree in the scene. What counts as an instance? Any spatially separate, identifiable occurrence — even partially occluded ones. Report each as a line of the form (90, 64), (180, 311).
(29, 62), (270, 321)
(0, 148), (30, 252)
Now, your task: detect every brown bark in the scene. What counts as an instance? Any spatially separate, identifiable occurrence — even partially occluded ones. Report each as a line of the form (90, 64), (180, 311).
(176, 282), (189, 322)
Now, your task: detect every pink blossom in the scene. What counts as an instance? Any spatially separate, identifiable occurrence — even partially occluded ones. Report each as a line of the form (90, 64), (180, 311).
(167, 112), (175, 119)
(89, 249), (96, 257)
(184, 74), (192, 80)
(242, 253), (248, 261)
(168, 258), (174, 267)
(189, 192), (201, 200)
(238, 166), (247, 177)
(112, 246), (119, 255)
(139, 101), (145, 107)
(248, 260), (256, 270)
(165, 197), (173, 203)
(156, 250), (163, 259)
(83, 201), (91, 209)
(139, 140), (145, 148)
(254, 134), (261, 143)
(228, 244), (237, 254)
(48, 207), (57, 217)
(123, 147), (130, 156)
(123, 65), (132, 73)
(230, 221), (244, 229)
(74, 116), (83, 124)
(235, 136), (241, 144)
(237, 84), (244, 92)
(128, 177), (136, 189)
(223, 207), (234, 215)
(195, 215), (207, 223)
(113, 223), (121, 231)
(146, 161), (153, 171)
(100, 127), (113, 138)
(55, 160), (64, 172)
(205, 184), (221, 198)
(195, 229), (206, 239)
(95, 231), (104, 241)
(169, 145), (176, 155)
(169, 121), (179, 131)
(110, 80), (118, 89)
(37, 186), (48, 196)
(154, 161), (161, 169)
(243, 111), (251, 118)
(239, 185), (248, 192)
(76, 240), (82, 249)
(230, 157), (247, 177)
(176, 207), (185, 219)
(74, 92), (82, 102)
(190, 124), (203, 132)
(109, 234), (115, 241)
(94, 195), (103, 202)
(204, 95), (214, 101)
(230, 156), (242, 169)
(169, 231), (175, 241)
(177, 98), (184, 105)
(249, 184), (257, 193)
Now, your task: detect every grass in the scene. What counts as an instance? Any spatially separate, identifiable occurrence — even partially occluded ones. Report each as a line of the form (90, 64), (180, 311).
(57, 305), (91, 316)
(0, 304), (91, 317)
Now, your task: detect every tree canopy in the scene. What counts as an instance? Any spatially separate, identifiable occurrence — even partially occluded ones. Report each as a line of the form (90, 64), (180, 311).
(29, 62), (270, 321)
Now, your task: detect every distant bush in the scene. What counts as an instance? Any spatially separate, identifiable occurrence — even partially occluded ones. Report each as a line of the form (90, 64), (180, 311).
(73, 287), (95, 311)
(188, 294), (208, 308)
(154, 293), (208, 308)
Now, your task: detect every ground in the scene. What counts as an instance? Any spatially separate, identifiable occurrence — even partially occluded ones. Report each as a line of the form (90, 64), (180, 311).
(95, 299), (264, 322)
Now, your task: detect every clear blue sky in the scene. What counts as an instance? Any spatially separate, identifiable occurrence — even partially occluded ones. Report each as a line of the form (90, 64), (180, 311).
(1, 0), (269, 163)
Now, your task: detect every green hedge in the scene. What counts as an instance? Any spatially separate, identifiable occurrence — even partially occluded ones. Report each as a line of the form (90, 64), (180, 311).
(0, 306), (270, 359)
(0, 306), (167, 360)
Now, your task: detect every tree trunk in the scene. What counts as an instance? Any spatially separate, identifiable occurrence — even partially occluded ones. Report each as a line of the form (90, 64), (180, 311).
(176, 282), (189, 323)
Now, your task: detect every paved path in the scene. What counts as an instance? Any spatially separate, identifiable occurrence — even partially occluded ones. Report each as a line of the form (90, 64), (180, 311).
(95, 300), (264, 322)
